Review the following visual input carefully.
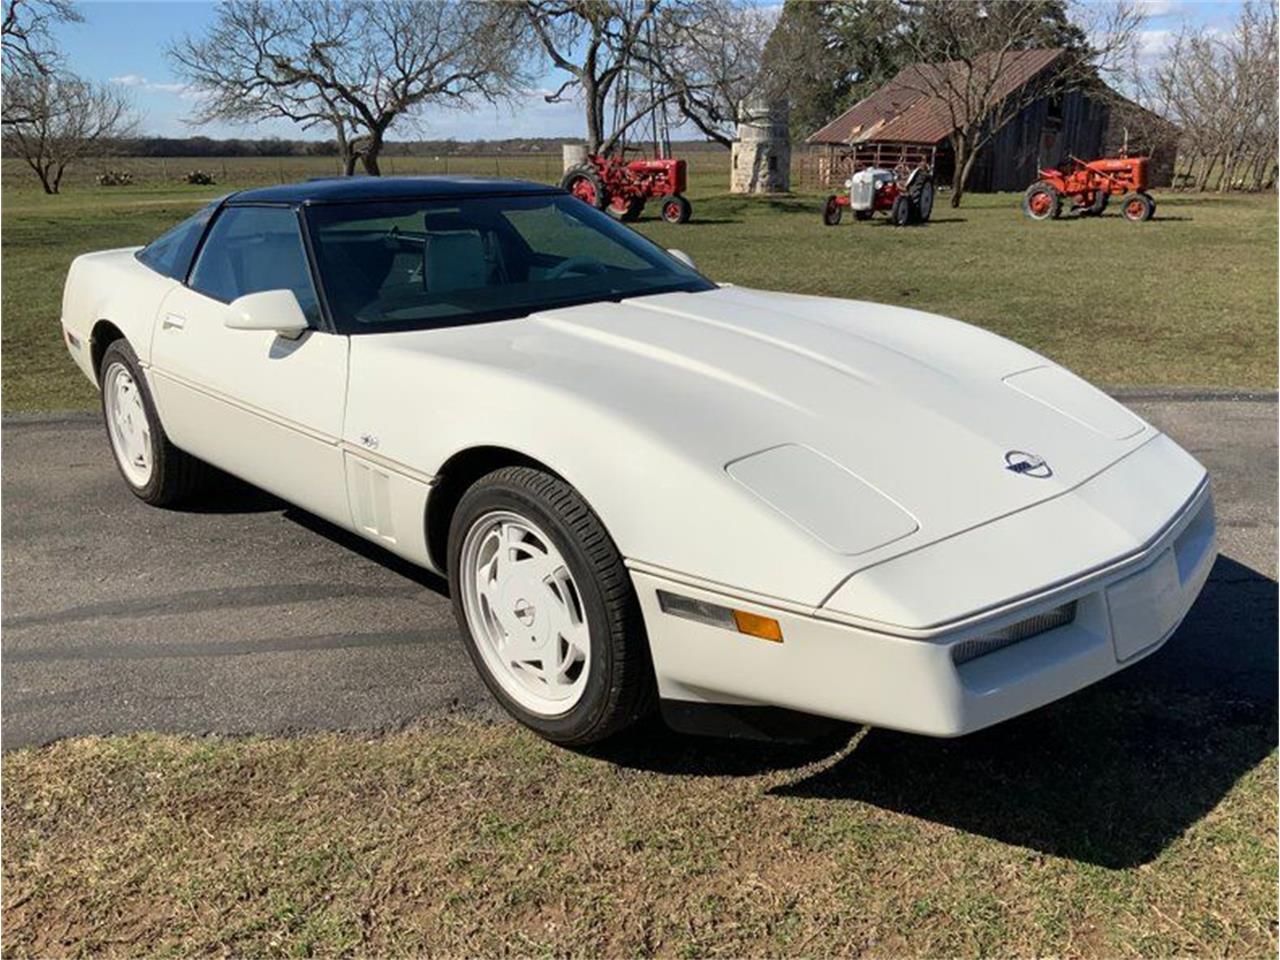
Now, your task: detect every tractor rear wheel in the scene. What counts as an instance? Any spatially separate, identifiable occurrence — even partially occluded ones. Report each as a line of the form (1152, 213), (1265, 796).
(661, 195), (691, 224)
(914, 179), (935, 222)
(1022, 181), (1060, 220)
(561, 165), (608, 210)
(822, 195), (843, 226)
(1121, 192), (1154, 222)
(891, 195), (912, 226)
(613, 196), (644, 222)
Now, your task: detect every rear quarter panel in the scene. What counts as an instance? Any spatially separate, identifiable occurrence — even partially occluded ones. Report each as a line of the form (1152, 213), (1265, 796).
(61, 248), (175, 382)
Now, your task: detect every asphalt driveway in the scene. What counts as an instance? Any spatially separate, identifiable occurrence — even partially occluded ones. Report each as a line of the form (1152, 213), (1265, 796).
(2, 393), (1275, 750)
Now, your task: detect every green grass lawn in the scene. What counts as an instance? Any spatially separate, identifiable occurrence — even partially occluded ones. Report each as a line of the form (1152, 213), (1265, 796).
(3, 695), (1275, 956)
(2, 155), (1276, 412)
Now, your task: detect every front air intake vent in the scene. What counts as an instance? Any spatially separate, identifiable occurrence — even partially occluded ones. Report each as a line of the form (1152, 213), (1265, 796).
(950, 601), (1077, 665)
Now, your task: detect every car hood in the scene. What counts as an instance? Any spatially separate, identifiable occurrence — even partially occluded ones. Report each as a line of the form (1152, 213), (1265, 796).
(351, 285), (1154, 602)
(526, 285), (1149, 537)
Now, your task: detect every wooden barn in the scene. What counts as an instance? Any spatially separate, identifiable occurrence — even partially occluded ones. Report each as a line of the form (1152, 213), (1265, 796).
(804, 48), (1177, 192)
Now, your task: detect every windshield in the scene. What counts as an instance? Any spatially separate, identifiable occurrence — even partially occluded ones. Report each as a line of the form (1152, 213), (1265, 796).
(304, 193), (714, 333)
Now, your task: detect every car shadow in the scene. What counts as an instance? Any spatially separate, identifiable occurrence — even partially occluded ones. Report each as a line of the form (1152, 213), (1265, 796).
(600, 555), (1276, 869)
(767, 555), (1276, 868)
(171, 470), (286, 515)
(283, 506), (450, 595)
(583, 713), (859, 777)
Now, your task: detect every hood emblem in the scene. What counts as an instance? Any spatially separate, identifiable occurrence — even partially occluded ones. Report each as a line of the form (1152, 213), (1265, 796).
(1005, 450), (1052, 479)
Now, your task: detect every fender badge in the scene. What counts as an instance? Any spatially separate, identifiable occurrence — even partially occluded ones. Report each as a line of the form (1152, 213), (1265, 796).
(359, 434), (380, 450)
(1005, 450), (1052, 478)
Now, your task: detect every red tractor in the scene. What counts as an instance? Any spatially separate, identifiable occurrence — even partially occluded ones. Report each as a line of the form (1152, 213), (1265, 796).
(1023, 155), (1156, 222)
(822, 165), (935, 227)
(561, 154), (692, 224)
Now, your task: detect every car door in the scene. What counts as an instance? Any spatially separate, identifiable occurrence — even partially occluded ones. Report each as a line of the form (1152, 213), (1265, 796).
(147, 203), (351, 527)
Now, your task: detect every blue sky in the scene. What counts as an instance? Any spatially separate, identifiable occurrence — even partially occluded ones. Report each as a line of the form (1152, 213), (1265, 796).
(57, 0), (1247, 141)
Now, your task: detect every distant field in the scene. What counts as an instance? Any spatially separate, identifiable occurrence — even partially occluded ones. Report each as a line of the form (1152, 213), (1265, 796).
(2, 154), (1275, 412)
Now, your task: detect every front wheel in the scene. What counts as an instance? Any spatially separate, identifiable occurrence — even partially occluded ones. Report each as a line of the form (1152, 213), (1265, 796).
(822, 195), (843, 226)
(660, 195), (692, 224)
(448, 466), (657, 745)
(99, 339), (208, 506)
(1121, 191), (1155, 222)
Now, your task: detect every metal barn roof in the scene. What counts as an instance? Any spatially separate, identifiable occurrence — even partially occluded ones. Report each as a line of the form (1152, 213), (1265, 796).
(807, 48), (1067, 146)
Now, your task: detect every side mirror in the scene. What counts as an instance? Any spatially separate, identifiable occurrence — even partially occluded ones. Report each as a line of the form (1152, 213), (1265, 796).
(225, 289), (309, 339)
(667, 248), (696, 270)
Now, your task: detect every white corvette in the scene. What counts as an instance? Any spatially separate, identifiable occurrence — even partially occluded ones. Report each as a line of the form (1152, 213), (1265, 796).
(60, 176), (1216, 745)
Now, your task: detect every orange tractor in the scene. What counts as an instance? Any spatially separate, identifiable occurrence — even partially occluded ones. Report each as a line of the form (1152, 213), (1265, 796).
(1022, 155), (1156, 222)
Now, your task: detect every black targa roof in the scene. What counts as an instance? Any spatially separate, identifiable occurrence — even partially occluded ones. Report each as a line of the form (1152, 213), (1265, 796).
(229, 175), (562, 205)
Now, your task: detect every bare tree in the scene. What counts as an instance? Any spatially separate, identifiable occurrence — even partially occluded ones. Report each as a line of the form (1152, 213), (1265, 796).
(525, 0), (674, 155)
(896, 0), (1144, 206)
(2, 0), (81, 127)
(645, 0), (773, 147)
(169, 0), (529, 176)
(3, 73), (134, 192)
(1146, 1), (1277, 192)
(2, 0), (79, 75)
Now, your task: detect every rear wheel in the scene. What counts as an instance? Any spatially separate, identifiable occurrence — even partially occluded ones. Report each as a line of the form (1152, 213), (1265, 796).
(660, 195), (691, 224)
(1121, 191), (1154, 222)
(822, 195), (843, 226)
(560, 165), (608, 210)
(99, 339), (208, 506)
(1023, 181), (1060, 220)
(449, 466), (657, 745)
(914, 179), (935, 222)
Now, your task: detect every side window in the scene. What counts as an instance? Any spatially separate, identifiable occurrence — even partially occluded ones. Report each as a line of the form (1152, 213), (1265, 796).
(135, 203), (217, 280)
(189, 206), (321, 324)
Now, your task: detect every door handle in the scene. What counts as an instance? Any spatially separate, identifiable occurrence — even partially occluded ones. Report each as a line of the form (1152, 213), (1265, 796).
(162, 313), (186, 330)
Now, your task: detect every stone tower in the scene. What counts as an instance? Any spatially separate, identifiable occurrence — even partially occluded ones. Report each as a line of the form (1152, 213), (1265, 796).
(730, 99), (790, 194)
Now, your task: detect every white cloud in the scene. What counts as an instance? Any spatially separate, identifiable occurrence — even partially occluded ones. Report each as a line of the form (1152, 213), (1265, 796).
(1136, 0), (1180, 20)
(110, 74), (196, 98)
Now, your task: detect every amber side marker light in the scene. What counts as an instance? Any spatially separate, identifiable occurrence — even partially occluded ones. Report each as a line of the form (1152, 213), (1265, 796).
(656, 590), (784, 643)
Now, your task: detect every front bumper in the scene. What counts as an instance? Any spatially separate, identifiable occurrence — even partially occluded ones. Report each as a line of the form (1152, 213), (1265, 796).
(631, 477), (1215, 738)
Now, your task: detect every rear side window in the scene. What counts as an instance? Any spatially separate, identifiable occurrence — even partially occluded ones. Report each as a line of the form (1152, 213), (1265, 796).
(189, 205), (320, 324)
(135, 202), (217, 280)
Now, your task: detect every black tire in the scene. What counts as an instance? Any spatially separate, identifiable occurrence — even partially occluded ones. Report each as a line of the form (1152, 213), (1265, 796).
(1120, 191), (1154, 222)
(853, 209), (874, 221)
(448, 466), (657, 745)
(1023, 181), (1061, 220)
(660, 195), (691, 224)
(914, 179), (935, 222)
(559, 165), (608, 210)
(98, 339), (208, 507)
(891, 194), (912, 226)
(614, 196), (644, 222)
(822, 195), (843, 226)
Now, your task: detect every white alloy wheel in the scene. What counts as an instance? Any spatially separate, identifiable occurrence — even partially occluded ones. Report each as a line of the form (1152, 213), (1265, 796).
(458, 510), (591, 715)
(102, 361), (154, 488)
